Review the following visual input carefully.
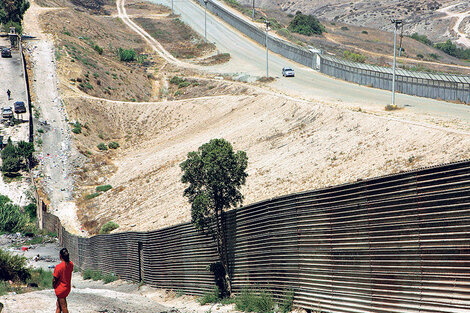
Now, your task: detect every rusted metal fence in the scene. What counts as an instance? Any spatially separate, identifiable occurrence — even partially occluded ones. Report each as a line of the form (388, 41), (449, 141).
(40, 159), (470, 312)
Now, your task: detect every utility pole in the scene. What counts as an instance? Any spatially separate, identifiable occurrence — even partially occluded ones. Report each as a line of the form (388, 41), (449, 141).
(398, 22), (404, 57)
(391, 19), (402, 107)
(265, 20), (270, 78)
(252, 0), (255, 19)
(171, 0), (174, 15)
(204, 0), (208, 42)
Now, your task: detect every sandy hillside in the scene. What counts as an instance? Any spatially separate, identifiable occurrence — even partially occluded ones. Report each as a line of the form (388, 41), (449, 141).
(67, 90), (470, 233)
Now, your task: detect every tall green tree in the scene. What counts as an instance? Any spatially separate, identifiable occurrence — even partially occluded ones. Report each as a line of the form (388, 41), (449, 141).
(180, 139), (248, 296)
(0, 0), (29, 23)
(0, 0), (29, 32)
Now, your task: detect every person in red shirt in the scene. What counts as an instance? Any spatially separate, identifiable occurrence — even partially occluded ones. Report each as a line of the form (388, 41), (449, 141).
(53, 248), (73, 313)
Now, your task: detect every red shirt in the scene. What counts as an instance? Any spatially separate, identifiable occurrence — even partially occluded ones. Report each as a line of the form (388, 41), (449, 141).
(53, 261), (73, 298)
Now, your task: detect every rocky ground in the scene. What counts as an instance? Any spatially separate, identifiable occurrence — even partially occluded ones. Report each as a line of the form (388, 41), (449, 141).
(239, 0), (464, 42)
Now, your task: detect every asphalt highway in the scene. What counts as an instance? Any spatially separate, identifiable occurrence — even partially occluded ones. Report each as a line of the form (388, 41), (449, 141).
(149, 0), (470, 122)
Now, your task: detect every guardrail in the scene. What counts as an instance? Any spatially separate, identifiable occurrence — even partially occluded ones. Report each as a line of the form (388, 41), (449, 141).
(194, 0), (470, 103)
(39, 159), (470, 312)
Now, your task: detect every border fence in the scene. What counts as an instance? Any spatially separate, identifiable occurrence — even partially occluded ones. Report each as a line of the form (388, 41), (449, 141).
(39, 159), (470, 313)
(195, 0), (470, 104)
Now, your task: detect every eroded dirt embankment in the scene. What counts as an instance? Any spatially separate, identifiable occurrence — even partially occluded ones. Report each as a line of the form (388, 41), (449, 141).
(69, 92), (470, 233)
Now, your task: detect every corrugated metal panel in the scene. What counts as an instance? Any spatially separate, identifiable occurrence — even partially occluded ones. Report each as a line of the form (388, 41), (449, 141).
(40, 159), (470, 312)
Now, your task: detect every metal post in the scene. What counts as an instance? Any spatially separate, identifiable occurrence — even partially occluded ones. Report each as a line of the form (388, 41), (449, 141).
(265, 20), (269, 77)
(204, 0), (208, 41)
(391, 19), (402, 106)
(252, 0), (255, 19)
(171, 0), (174, 15)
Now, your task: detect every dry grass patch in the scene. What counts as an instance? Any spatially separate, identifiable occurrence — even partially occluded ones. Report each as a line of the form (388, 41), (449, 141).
(40, 3), (158, 101)
(133, 17), (216, 59)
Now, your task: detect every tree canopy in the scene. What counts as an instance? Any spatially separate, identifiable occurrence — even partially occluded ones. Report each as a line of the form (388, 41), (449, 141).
(0, 0), (30, 32)
(288, 11), (325, 36)
(180, 138), (248, 296)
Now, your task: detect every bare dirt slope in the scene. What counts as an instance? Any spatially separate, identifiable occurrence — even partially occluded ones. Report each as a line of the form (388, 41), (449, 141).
(70, 91), (470, 233)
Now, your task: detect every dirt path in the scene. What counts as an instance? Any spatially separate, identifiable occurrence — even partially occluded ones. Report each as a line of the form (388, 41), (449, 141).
(439, 2), (470, 48)
(23, 1), (84, 235)
(117, 0), (187, 66)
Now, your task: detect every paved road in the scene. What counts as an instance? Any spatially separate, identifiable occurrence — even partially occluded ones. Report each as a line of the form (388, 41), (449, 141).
(0, 37), (29, 142)
(148, 0), (470, 123)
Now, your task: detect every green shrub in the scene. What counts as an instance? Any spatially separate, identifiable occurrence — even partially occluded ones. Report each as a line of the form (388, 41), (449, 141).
(343, 50), (366, 63)
(28, 268), (53, 289)
(93, 44), (103, 55)
(428, 53), (439, 60)
(0, 249), (31, 282)
(97, 143), (108, 151)
(170, 76), (185, 85)
(85, 193), (100, 200)
(118, 48), (137, 62)
(72, 122), (82, 134)
(178, 81), (191, 88)
(434, 39), (470, 59)
(198, 287), (220, 305)
(24, 203), (37, 220)
(2, 157), (21, 174)
(416, 53), (424, 59)
(96, 184), (112, 192)
(288, 11), (325, 35)
(99, 221), (119, 234)
(410, 32), (432, 46)
(341, 26), (349, 31)
(279, 290), (294, 313)
(0, 195), (29, 232)
(82, 269), (103, 280)
(102, 272), (118, 284)
(361, 30), (368, 34)
(108, 142), (120, 149)
(234, 288), (274, 313)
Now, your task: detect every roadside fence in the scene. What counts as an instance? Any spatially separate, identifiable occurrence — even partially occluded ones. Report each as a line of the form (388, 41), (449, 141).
(196, 0), (470, 104)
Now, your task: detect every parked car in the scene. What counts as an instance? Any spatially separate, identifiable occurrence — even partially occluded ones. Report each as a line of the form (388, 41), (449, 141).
(14, 101), (26, 114)
(1, 48), (12, 58)
(2, 107), (13, 119)
(282, 67), (295, 77)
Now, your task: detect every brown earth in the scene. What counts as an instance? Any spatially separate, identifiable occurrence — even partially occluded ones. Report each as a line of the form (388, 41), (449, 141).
(66, 91), (470, 234)
(39, 2), (157, 102)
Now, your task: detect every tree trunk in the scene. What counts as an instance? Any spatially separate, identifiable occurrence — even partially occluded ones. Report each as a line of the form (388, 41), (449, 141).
(215, 207), (232, 296)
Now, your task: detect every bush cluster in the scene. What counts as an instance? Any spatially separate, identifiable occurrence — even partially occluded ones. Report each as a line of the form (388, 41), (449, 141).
(118, 48), (137, 62)
(97, 143), (108, 151)
(288, 11), (325, 36)
(410, 33), (470, 60)
(82, 269), (118, 284)
(197, 287), (294, 313)
(71, 122), (82, 134)
(343, 50), (366, 63)
(1, 140), (34, 176)
(99, 221), (119, 234)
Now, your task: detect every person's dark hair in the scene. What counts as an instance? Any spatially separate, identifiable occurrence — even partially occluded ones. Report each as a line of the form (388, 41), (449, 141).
(60, 248), (70, 263)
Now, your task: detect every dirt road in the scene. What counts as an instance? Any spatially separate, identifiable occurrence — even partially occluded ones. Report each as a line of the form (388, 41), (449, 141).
(439, 2), (470, 48)
(23, 2), (84, 235)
